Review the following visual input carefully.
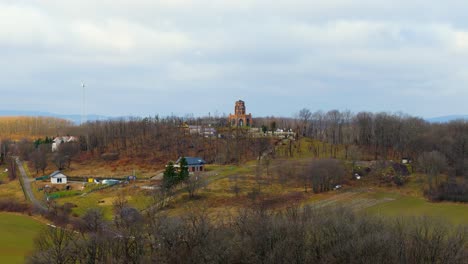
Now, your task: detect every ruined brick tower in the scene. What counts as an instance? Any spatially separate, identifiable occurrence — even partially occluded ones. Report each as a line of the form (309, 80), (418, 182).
(228, 100), (252, 127)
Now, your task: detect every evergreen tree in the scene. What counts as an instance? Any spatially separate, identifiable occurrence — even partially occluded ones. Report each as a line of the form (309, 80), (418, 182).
(178, 157), (189, 182)
(163, 162), (177, 189)
(34, 138), (43, 149)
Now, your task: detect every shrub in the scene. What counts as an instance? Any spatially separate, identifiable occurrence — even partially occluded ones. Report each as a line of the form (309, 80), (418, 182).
(101, 152), (120, 161)
(0, 199), (31, 213)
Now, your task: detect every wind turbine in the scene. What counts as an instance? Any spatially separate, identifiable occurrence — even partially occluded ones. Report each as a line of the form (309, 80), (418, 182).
(81, 81), (86, 126)
(81, 81), (90, 152)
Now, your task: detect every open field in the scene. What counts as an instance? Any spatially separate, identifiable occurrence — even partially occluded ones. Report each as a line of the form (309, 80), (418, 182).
(0, 165), (26, 202)
(57, 182), (153, 219)
(366, 195), (468, 225)
(0, 213), (43, 264)
(51, 159), (468, 227)
(56, 158), (162, 180)
(153, 162), (468, 226)
(33, 150), (464, 229)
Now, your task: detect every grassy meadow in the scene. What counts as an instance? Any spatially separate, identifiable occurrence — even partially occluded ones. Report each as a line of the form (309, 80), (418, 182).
(0, 165), (26, 202)
(366, 195), (468, 225)
(0, 213), (43, 264)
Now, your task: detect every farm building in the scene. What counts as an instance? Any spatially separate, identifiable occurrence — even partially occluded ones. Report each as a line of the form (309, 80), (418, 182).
(188, 125), (217, 137)
(175, 157), (206, 172)
(401, 157), (412, 164)
(50, 171), (67, 184)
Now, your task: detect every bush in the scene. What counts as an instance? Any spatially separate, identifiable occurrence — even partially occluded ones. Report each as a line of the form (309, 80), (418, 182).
(101, 152), (120, 161)
(0, 199), (31, 213)
(425, 181), (468, 202)
(47, 190), (81, 199)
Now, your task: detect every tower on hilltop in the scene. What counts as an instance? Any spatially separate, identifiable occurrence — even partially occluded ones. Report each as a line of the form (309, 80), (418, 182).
(228, 100), (252, 127)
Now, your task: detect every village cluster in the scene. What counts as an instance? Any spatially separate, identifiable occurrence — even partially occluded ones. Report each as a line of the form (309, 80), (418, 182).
(37, 100), (289, 199)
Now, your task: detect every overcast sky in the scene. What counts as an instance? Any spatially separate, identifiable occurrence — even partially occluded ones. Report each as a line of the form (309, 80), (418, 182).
(1, 1), (468, 118)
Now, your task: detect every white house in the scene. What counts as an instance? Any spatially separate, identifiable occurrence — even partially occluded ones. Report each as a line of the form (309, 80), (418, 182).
(50, 171), (67, 184)
(52, 136), (78, 152)
(188, 125), (217, 137)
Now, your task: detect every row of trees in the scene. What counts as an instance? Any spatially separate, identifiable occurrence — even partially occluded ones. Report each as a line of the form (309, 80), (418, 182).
(295, 109), (468, 176)
(27, 204), (467, 264)
(64, 117), (274, 165)
(418, 150), (468, 202)
(290, 109), (468, 201)
(273, 159), (346, 193)
(3, 138), (80, 174)
(0, 116), (72, 138)
(1, 110), (466, 175)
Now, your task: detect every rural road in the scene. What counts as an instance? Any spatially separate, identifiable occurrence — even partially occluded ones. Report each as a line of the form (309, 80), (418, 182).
(14, 157), (47, 211)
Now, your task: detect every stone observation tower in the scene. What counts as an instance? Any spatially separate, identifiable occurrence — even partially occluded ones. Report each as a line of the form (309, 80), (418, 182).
(228, 100), (252, 127)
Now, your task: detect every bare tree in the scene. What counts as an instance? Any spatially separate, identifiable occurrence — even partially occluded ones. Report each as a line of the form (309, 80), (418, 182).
(7, 157), (17, 181)
(185, 172), (206, 199)
(58, 143), (79, 169)
(348, 145), (362, 172)
(307, 159), (345, 193)
(31, 148), (48, 175)
(17, 139), (34, 161)
(298, 108), (312, 137)
(418, 151), (447, 190)
(27, 226), (79, 264)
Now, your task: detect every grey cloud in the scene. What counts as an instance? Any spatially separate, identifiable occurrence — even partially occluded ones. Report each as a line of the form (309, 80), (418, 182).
(1, 1), (468, 118)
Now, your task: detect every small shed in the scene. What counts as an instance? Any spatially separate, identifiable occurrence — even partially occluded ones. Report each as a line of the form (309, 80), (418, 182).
(50, 171), (67, 184)
(401, 158), (412, 164)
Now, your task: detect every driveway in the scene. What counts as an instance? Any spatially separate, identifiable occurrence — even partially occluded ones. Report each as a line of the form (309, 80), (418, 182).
(14, 157), (47, 211)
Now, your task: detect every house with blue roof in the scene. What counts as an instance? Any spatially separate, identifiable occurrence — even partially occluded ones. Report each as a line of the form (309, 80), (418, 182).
(174, 157), (206, 172)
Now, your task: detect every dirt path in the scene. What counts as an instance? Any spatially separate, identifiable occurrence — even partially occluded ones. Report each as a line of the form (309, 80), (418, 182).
(15, 157), (47, 211)
(308, 189), (395, 211)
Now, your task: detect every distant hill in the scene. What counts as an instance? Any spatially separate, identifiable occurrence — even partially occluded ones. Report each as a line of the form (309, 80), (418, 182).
(0, 110), (109, 124)
(427, 115), (468, 123)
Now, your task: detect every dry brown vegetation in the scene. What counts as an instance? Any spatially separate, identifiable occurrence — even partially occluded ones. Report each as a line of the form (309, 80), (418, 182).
(27, 201), (467, 264)
(0, 116), (72, 139)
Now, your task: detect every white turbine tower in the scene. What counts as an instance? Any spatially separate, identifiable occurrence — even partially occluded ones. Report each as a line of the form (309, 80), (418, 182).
(81, 81), (90, 151)
(81, 81), (86, 126)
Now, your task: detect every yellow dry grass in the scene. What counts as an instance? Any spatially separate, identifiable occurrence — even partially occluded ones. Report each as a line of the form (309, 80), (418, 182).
(63, 159), (161, 179)
(0, 165), (26, 202)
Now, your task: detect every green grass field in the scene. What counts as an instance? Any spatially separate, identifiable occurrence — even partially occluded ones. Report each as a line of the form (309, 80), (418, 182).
(0, 213), (43, 264)
(366, 195), (468, 225)
(57, 184), (153, 219)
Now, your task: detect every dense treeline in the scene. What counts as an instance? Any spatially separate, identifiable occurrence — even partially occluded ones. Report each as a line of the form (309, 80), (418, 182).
(27, 204), (467, 264)
(291, 109), (468, 201)
(255, 110), (468, 202)
(1, 115), (274, 172)
(293, 109), (467, 174)
(0, 117), (72, 138)
(69, 116), (274, 165)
